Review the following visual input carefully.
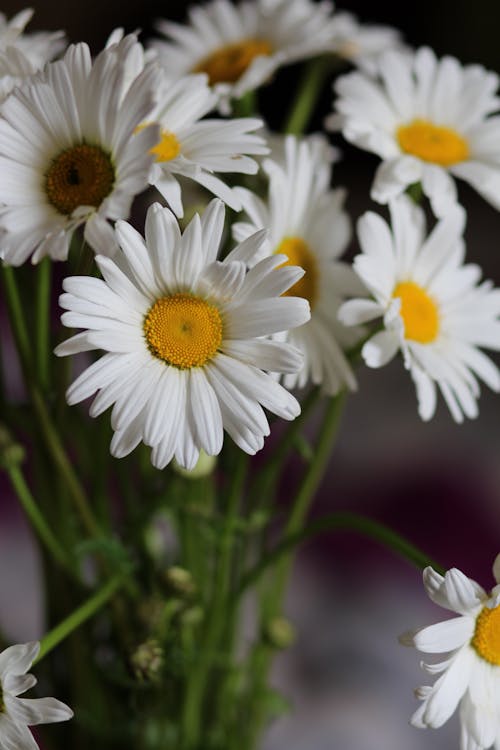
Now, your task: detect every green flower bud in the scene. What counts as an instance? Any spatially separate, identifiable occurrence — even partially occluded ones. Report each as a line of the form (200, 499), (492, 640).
(130, 639), (164, 683)
(164, 566), (197, 598)
(172, 450), (216, 479)
(265, 617), (296, 650)
(0, 426), (25, 469)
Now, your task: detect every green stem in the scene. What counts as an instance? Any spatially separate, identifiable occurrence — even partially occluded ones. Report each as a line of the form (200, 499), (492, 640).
(1, 265), (32, 375)
(30, 387), (101, 539)
(182, 452), (247, 749)
(35, 258), (52, 393)
(239, 511), (444, 596)
(284, 56), (332, 135)
(7, 465), (71, 572)
(35, 574), (126, 664)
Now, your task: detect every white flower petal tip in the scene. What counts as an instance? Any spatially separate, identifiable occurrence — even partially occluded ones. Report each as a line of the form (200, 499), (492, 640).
(492, 553), (500, 584)
(58, 204), (309, 468)
(332, 45), (500, 216)
(0, 641), (73, 745)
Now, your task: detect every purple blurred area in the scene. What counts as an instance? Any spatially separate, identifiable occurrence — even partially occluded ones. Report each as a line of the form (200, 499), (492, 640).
(1, 1), (500, 749)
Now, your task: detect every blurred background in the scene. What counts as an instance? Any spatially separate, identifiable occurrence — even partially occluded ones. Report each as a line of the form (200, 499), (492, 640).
(1, 1), (500, 748)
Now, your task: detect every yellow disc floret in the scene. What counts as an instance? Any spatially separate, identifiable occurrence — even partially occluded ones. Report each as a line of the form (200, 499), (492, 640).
(45, 144), (115, 215)
(397, 119), (469, 167)
(393, 281), (439, 344)
(472, 604), (500, 666)
(144, 293), (223, 368)
(150, 130), (181, 163)
(276, 236), (319, 309)
(193, 39), (273, 85)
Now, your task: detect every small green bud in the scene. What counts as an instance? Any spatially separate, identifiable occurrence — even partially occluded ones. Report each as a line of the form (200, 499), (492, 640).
(0, 426), (25, 469)
(164, 566), (196, 598)
(265, 617), (296, 650)
(172, 450), (217, 479)
(130, 638), (164, 683)
(179, 605), (203, 628)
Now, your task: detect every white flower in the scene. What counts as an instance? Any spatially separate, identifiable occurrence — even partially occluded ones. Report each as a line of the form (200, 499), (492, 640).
(329, 11), (405, 73)
(0, 9), (65, 105)
(232, 135), (364, 395)
(0, 35), (159, 265)
(150, 0), (340, 110)
(55, 199), (310, 469)
(401, 556), (500, 750)
(142, 70), (268, 217)
(329, 46), (500, 217)
(0, 641), (73, 750)
(338, 196), (500, 422)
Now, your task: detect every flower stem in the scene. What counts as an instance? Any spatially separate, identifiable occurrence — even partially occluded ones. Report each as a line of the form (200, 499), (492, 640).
(1, 265), (32, 374)
(239, 511), (444, 596)
(284, 56), (332, 135)
(182, 451), (247, 749)
(34, 574), (126, 664)
(6, 464), (71, 572)
(35, 258), (52, 392)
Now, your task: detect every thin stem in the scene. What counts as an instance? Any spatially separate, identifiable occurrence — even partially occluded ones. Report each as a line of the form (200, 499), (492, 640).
(284, 56), (332, 135)
(239, 511), (444, 596)
(34, 574), (126, 664)
(182, 452), (247, 749)
(7, 465), (71, 572)
(35, 258), (52, 393)
(1, 265), (32, 375)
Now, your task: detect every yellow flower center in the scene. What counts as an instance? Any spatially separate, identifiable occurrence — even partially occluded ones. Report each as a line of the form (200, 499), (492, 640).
(276, 236), (319, 309)
(472, 604), (500, 666)
(45, 144), (115, 215)
(143, 293), (223, 369)
(397, 119), (469, 167)
(392, 281), (439, 344)
(193, 38), (273, 85)
(150, 130), (181, 163)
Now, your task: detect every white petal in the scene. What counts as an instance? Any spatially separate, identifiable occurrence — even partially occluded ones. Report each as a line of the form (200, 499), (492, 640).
(362, 330), (399, 368)
(423, 566), (486, 614)
(412, 616), (475, 653)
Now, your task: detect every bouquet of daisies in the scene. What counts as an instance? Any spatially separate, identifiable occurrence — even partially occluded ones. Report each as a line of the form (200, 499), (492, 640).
(1, 2), (500, 749)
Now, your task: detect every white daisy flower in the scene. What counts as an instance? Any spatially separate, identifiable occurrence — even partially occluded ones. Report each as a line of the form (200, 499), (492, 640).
(140, 70), (268, 218)
(338, 196), (500, 422)
(0, 8), (65, 69)
(329, 11), (405, 74)
(150, 0), (340, 110)
(55, 199), (310, 469)
(401, 555), (500, 750)
(232, 135), (364, 395)
(0, 9), (65, 105)
(329, 46), (500, 217)
(0, 641), (73, 750)
(0, 34), (159, 265)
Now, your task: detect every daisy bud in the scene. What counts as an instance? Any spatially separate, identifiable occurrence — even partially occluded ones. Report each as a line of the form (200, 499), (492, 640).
(131, 639), (164, 683)
(164, 567), (197, 598)
(265, 616), (296, 650)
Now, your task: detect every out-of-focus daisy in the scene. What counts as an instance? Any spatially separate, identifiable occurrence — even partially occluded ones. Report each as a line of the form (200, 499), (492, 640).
(150, 0), (340, 109)
(0, 640), (73, 750)
(0, 8), (65, 69)
(338, 196), (500, 422)
(329, 11), (404, 73)
(401, 555), (500, 750)
(0, 8), (65, 104)
(233, 135), (364, 395)
(56, 199), (310, 469)
(140, 71), (268, 217)
(0, 35), (159, 265)
(329, 47), (500, 216)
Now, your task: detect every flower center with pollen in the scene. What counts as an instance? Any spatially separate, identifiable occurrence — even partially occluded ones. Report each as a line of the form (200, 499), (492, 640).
(45, 144), (115, 215)
(392, 281), (439, 343)
(472, 604), (500, 666)
(397, 119), (469, 167)
(143, 293), (223, 368)
(150, 130), (181, 163)
(193, 38), (273, 85)
(276, 236), (319, 309)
